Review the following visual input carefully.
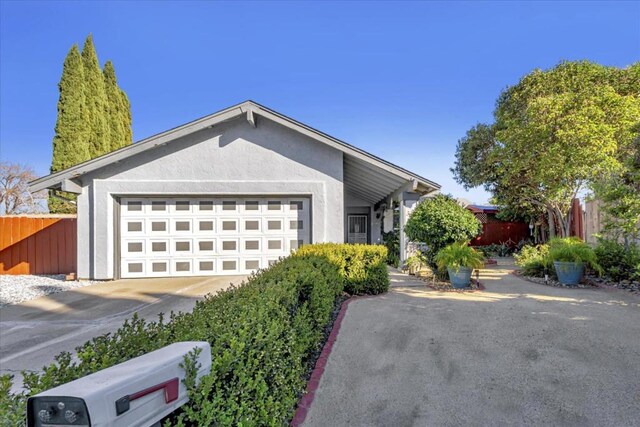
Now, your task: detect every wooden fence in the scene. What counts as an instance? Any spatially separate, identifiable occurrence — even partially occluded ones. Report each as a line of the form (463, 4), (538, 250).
(0, 215), (77, 275)
(470, 221), (530, 247)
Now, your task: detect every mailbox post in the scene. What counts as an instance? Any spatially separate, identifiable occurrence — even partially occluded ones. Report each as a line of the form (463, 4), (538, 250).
(27, 341), (211, 427)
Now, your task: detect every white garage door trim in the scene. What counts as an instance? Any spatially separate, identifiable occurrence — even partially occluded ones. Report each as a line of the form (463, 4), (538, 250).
(118, 196), (311, 278)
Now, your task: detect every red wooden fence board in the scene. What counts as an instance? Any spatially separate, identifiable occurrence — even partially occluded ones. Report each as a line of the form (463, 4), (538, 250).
(0, 216), (76, 275)
(470, 222), (530, 247)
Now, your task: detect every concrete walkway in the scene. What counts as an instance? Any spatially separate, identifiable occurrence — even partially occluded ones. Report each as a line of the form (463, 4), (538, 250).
(0, 275), (244, 391)
(304, 261), (640, 426)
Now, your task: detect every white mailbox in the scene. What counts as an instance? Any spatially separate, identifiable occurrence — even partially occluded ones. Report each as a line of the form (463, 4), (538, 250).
(27, 341), (211, 427)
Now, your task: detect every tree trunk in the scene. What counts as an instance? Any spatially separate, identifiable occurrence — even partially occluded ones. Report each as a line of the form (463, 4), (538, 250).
(564, 206), (573, 237)
(547, 208), (556, 239)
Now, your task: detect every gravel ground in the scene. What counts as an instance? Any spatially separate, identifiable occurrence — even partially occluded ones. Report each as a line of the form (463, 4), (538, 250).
(0, 275), (97, 308)
(515, 270), (640, 293)
(514, 271), (597, 289)
(586, 274), (640, 293)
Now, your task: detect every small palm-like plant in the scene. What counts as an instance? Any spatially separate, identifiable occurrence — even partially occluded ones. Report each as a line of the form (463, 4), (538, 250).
(435, 242), (485, 273)
(547, 237), (602, 274)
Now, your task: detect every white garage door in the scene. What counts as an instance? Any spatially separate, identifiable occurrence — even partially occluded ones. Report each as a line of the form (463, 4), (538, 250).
(119, 197), (310, 278)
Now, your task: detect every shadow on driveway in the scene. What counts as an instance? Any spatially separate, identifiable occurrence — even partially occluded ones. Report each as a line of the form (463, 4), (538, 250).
(0, 275), (245, 391)
(303, 265), (640, 426)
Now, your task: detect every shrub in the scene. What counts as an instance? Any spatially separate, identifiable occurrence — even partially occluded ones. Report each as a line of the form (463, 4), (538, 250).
(514, 244), (550, 277)
(382, 230), (400, 267)
(434, 242), (485, 273)
(483, 242), (514, 257)
(404, 194), (482, 269)
(3, 254), (347, 426)
(547, 237), (603, 274)
(0, 375), (26, 427)
(594, 238), (640, 281)
(405, 252), (428, 273)
(295, 243), (389, 295)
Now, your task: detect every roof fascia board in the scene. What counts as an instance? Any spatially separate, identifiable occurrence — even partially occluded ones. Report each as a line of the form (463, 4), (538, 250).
(29, 104), (247, 192)
(255, 107), (436, 188)
(29, 100), (441, 193)
(253, 104), (440, 191)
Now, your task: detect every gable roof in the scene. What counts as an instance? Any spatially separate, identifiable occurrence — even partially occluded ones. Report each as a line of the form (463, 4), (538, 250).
(30, 100), (441, 197)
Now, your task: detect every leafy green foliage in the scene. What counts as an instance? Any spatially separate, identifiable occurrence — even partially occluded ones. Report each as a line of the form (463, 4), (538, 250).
(81, 34), (110, 156)
(382, 230), (400, 267)
(483, 243), (514, 257)
(103, 61), (132, 151)
(405, 252), (428, 270)
(593, 133), (640, 243)
(0, 375), (26, 427)
(451, 123), (497, 191)
(594, 238), (640, 281)
(514, 244), (550, 277)
(452, 61), (640, 236)
(49, 35), (132, 213)
(48, 44), (90, 214)
(547, 237), (603, 274)
(295, 243), (389, 294)
(404, 194), (482, 270)
(434, 242), (484, 273)
(2, 247), (389, 425)
(404, 194), (482, 251)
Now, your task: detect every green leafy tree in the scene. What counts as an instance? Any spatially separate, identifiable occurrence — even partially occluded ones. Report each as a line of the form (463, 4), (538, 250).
(453, 61), (640, 237)
(593, 134), (640, 245)
(404, 194), (482, 269)
(103, 60), (132, 150)
(49, 45), (90, 213)
(81, 34), (110, 156)
(48, 35), (133, 213)
(451, 123), (541, 222)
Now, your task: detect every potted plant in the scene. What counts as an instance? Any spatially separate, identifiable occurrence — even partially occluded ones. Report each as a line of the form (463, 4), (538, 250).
(434, 242), (485, 288)
(547, 237), (602, 286)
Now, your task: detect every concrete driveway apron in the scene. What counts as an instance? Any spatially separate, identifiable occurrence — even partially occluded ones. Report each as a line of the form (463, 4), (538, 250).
(0, 275), (245, 391)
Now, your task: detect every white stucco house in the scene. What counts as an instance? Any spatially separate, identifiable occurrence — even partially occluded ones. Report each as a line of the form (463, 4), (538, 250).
(30, 101), (440, 280)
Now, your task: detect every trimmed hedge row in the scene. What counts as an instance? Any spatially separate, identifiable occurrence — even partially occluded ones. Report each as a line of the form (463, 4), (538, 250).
(1, 244), (389, 426)
(295, 243), (390, 295)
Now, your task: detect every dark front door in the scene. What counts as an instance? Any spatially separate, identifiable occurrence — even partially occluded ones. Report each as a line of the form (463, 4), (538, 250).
(347, 215), (368, 244)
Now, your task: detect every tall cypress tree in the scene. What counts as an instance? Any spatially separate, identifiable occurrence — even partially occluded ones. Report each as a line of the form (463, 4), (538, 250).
(81, 34), (110, 156)
(103, 61), (127, 150)
(119, 87), (133, 148)
(49, 34), (133, 212)
(48, 45), (90, 214)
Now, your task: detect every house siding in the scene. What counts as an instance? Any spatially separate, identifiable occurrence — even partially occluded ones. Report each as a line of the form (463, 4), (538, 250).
(76, 116), (345, 279)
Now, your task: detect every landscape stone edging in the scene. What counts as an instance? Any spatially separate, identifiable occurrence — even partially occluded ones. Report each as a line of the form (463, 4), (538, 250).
(512, 269), (639, 296)
(422, 278), (486, 292)
(290, 294), (377, 426)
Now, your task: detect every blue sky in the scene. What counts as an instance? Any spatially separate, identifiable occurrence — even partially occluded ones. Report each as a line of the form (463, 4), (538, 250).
(1, 1), (639, 203)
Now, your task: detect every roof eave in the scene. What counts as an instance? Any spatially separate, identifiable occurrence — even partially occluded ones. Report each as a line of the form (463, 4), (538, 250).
(30, 101), (442, 194)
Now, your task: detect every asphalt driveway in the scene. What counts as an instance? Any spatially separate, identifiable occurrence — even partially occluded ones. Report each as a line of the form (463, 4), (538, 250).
(304, 262), (640, 426)
(0, 275), (245, 391)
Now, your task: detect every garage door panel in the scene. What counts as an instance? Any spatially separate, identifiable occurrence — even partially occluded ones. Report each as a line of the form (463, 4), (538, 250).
(122, 259), (146, 278)
(219, 258), (239, 274)
(149, 259), (170, 276)
(120, 196), (310, 278)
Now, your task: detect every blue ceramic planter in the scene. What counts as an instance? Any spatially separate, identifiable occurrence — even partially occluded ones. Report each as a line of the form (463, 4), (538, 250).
(553, 261), (585, 286)
(448, 266), (473, 288)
